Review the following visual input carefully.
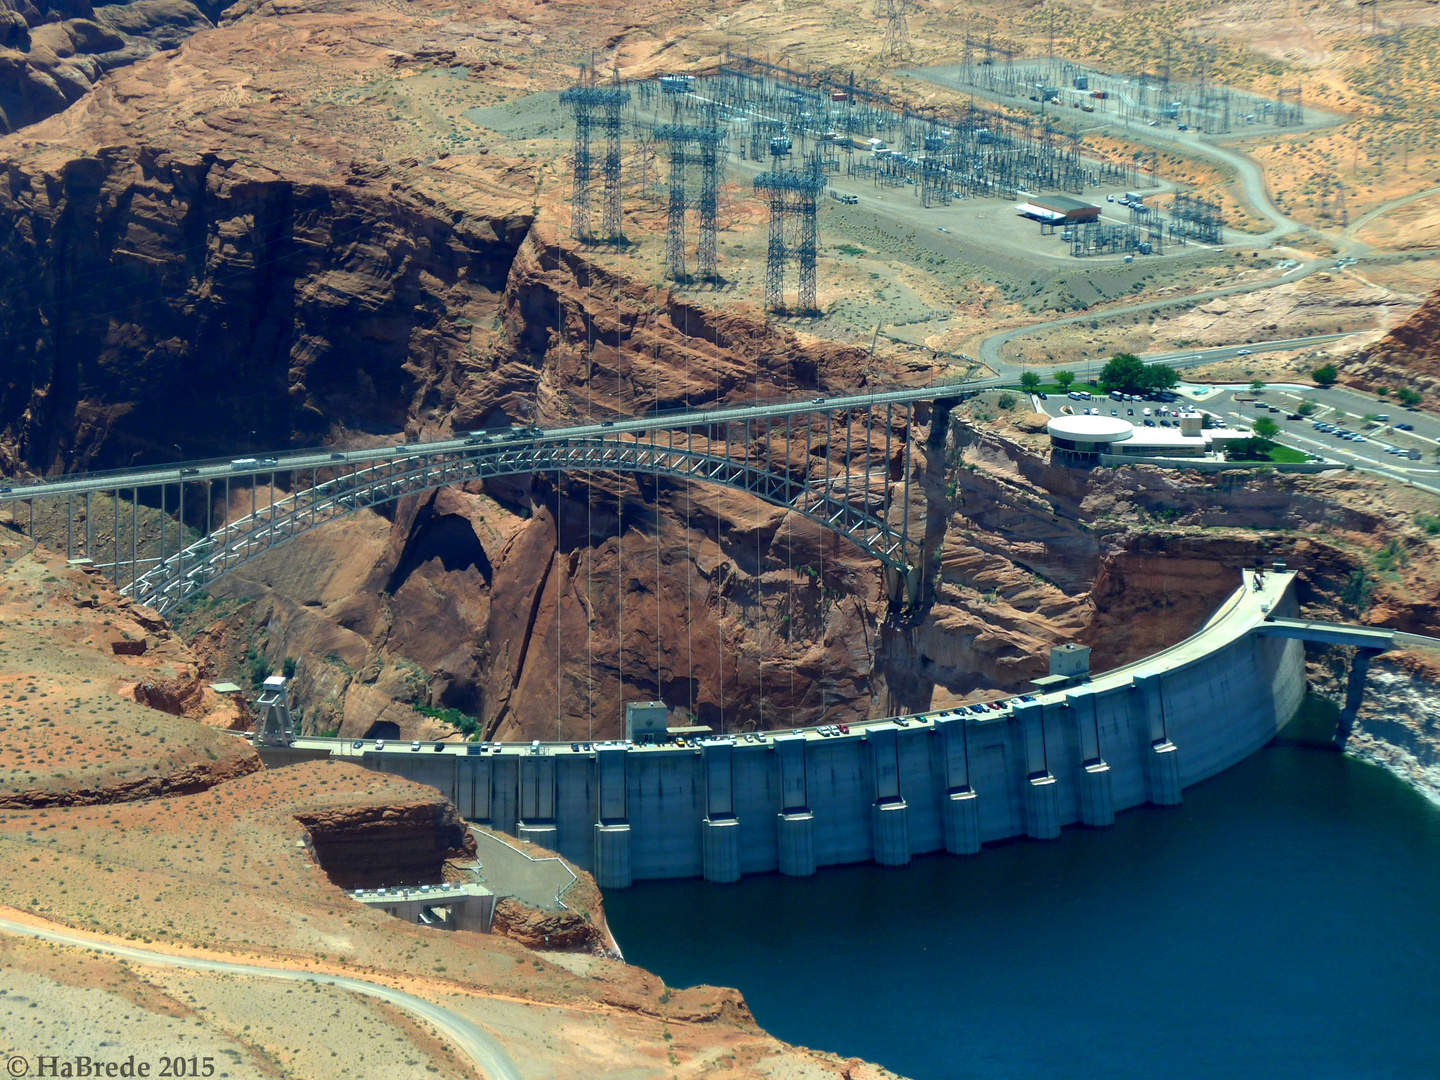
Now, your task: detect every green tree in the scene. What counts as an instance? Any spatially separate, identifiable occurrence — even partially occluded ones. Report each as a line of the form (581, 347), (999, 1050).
(1054, 369), (1076, 391)
(997, 391), (1018, 410)
(1099, 353), (1145, 393)
(1145, 363), (1180, 391)
(1297, 399), (1319, 416)
(1249, 379), (1266, 393)
(1397, 386), (1423, 407)
(1340, 568), (1373, 614)
(1312, 363), (1339, 386)
(1224, 436), (1274, 461)
(1098, 353), (1178, 395)
(1253, 416), (1280, 440)
(1020, 371), (1041, 391)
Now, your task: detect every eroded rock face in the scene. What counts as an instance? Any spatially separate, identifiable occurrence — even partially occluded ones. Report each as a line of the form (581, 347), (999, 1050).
(295, 798), (477, 888)
(1311, 648), (1440, 805)
(490, 896), (603, 951)
(1346, 284), (1440, 401)
(0, 145), (533, 473)
(0, 0), (217, 134)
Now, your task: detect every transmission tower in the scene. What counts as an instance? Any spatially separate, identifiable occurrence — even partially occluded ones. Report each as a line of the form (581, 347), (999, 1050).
(796, 159), (823, 312)
(754, 158), (826, 313)
(656, 122), (727, 281)
(882, 0), (912, 58)
(560, 69), (631, 242)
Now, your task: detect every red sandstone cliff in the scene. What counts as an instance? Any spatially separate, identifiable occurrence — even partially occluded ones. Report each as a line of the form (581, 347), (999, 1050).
(1345, 283), (1440, 402)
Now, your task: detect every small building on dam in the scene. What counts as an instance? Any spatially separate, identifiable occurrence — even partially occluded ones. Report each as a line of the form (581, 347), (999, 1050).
(261, 570), (1343, 888)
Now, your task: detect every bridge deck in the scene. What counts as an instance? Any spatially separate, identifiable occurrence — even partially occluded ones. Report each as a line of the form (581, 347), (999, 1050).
(1255, 618), (1396, 649)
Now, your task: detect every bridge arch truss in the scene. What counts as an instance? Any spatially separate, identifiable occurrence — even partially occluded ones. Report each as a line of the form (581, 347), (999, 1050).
(4, 405), (932, 616)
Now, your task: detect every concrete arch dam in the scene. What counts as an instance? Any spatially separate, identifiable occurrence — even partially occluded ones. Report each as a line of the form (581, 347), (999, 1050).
(261, 570), (1390, 887)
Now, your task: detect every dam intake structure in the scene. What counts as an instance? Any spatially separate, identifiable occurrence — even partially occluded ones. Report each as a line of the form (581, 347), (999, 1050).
(257, 571), (1390, 887)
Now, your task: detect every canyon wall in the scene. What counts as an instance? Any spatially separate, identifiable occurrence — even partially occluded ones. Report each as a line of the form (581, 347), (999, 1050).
(0, 0), (219, 135)
(1344, 649), (1440, 806)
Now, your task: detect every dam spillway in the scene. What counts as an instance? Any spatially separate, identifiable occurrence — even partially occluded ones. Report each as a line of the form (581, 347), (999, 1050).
(263, 570), (1315, 886)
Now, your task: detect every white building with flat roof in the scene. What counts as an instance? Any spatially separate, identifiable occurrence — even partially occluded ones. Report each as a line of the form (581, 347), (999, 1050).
(1047, 413), (1249, 466)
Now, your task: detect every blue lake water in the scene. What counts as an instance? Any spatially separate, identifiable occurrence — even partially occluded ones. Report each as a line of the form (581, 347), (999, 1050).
(604, 698), (1440, 1079)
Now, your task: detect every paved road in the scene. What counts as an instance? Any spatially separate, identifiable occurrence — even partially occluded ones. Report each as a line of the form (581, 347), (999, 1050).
(0, 915), (524, 1080)
(977, 266), (1341, 371)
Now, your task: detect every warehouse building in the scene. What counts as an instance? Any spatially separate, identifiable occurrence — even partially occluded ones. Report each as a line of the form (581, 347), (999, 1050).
(1015, 194), (1102, 225)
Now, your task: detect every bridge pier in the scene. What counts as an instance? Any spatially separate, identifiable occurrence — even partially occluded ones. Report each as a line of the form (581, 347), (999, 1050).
(1334, 647), (1383, 749)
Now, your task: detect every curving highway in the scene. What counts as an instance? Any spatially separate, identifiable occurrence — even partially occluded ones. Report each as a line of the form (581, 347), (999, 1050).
(0, 915), (524, 1080)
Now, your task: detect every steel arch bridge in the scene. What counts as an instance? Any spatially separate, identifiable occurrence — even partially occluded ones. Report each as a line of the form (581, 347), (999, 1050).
(0, 392), (951, 615)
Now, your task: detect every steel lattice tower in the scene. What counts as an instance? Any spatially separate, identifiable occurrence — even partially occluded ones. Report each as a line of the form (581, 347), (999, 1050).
(761, 183), (787, 310)
(796, 171), (821, 313)
(561, 77), (631, 242)
(698, 134), (722, 280)
(882, 0), (911, 58)
(601, 88), (627, 238)
(666, 134), (688, 278)
(754, 164), (826, 313)
(562, 87), (594, 240)
(656, 123), (726, 281)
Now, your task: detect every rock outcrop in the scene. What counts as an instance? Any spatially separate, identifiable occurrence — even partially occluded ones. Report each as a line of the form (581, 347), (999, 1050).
(0, 0), (217, 134)
(1346, 283), (1440, 403)
(295, 796), (477, 888)
(490, 896), (604, 951)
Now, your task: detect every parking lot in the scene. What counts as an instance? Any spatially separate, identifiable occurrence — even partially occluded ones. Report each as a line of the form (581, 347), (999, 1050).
(1032, 381), (1440, 484)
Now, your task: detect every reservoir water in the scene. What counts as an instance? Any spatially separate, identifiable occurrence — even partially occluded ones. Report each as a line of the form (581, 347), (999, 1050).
(604, 698), (1440, 1079)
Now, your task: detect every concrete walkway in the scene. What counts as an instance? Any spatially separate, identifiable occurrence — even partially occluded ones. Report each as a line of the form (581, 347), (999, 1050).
(468, 827), (577, 912)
